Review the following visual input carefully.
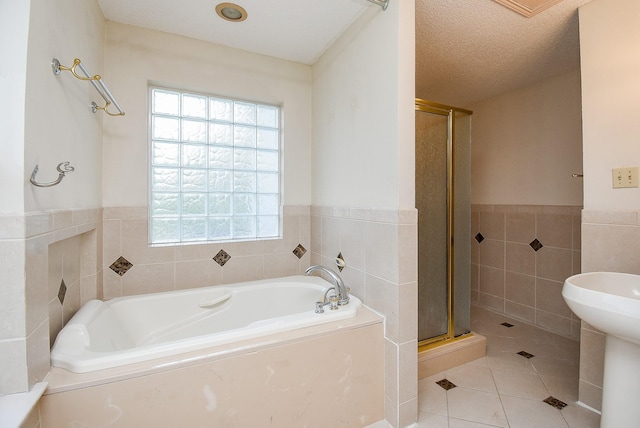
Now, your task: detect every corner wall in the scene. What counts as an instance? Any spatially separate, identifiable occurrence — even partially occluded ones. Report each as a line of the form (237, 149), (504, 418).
(312, 2), (417, 426)
(578, 0), (640, 411)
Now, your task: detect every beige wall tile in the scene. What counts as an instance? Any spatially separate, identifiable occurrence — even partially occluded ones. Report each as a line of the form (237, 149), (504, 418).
(579, 327), (605, 386)
(121, 263), (175, 296)
(399, 224), (418, 284)
(582, 223), (640, 274)
(479, 266), (504, 297)
(537, 214), (573, 249)
(479, 239), (505, 269)
(263, 253), (301, 279)
(221, 255), (265, 284)
(505, 272), (535, 306)
(479, 292), (504, 312)
(536, 278), (572, 318)
(399, 282), (418, 344)
(80, 274), (98, 304)
(48, 241), (63, 302)
(62, 280), (81, 325)
(62, 236), (81, 287)
(121, 218), (174, 265)
(367, 275), (399, 341)
(399, 340), (418, 404)
(536, 247), (573, 282)
(48, 299), (63, 347)
(471, 263), (479, 291)
(26, 319), (50, 387)
(385, 339), (399, 405)
(102, 219), (121, 268)
(25, 236), (48, 336)
(506, 213), (535, 244)
(579, 380), (603, 412)
(174, 259), (223, 290)
(263, 214), (301, 254)
(572, 214), (581, 250)
(479, 211), (505, 240)
(0, 339), (28, 394)
(506, 242), (535, 275)
(505, 301), (535, 323)
(535, 310), (572, 337)
(365, 222), (399, 283)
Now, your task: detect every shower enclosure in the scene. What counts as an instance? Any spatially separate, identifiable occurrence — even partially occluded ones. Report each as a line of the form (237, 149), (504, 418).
(415, 99), (472, 348)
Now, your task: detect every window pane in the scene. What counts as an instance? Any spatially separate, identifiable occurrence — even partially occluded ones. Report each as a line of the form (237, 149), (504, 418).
(233, 216), (256, 238)
(257, 128), (278, 150)
(209, 217), (231, 240)
(152, 193), (179, 216)
(209, 171), (232, 192)
(153, 90), (180, 115)
(153, 142), (180, 166)
(182, 119), (207, 143)
(182, 144), (207, 167)
(234, 125), (256, 148)
(234, 148), (256, 171)
(257, 216), (278, 238)
(182, 169), (207, 192)
(209, 146), (233, 169)
(257, 150), (278, 172)
(210, 123), (233, 145)
(233, 194), (256, 215)
(153, 117), (180, 141)
(257, 105), (278, 128)
(210, 98), (233, 122)
(152, 218), (180, 243)
(234, 172), (256, 192)
(182, 193), (206, 215)
(234, 102), (256, 125)
(182, 218), (207, 241)
(257, 194), (278, 215)
(257, 172), (278, 194)
(209, 194), (231, 215)
(152, 168), (180, 191)
(182, 94), (207, 118)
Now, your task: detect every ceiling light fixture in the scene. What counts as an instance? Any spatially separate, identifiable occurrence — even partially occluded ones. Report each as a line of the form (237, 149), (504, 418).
(215, 2), (248, 22)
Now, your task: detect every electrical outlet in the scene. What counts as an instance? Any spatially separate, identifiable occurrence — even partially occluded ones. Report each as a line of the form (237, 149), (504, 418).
(612, 167), (640, 188)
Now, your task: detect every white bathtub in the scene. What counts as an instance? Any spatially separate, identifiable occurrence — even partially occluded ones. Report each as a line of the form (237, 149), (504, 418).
(51, 275), (361, 373)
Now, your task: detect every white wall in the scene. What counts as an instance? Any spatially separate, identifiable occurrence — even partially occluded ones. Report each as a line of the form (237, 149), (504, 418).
(469, 69), (583, 206)
(24, 0), (104, 212)
(0, 0), (29, 214)
(102, 22), (313, 208)
(312, 2), (415, 210)
(580, 0), (640, 211)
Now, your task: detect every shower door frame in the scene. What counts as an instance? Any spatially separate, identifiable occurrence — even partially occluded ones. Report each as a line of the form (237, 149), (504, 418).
(415, 98), (473, 349)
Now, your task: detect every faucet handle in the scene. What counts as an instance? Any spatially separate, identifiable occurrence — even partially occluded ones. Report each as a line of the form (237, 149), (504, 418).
(328, 294), (339, 311)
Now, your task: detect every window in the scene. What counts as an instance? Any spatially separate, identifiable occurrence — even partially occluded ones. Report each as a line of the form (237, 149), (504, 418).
(149, 87), (281, 244)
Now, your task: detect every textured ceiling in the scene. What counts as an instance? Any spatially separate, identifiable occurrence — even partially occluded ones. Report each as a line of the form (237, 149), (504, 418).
(416, 0), (593, 107)
(98, 0), (593, 108)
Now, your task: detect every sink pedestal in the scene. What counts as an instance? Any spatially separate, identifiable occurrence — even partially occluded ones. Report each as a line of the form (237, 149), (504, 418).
(601, 335), (640, 428)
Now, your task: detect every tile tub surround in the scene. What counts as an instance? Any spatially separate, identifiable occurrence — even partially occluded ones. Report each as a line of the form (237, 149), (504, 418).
(471, 205), (582, 340)
(310, 206), (418, 428)
(578, 209), (640, 411)
(101, 205), (311, 299)
(40, 307), (384, 428)
(0, 209), (101, 395)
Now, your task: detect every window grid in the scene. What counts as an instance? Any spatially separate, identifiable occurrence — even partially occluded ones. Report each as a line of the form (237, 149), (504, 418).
(150, 88), (280, 244)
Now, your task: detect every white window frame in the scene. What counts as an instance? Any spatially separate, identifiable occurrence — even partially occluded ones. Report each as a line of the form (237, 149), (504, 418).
(148, 86), (282, 245)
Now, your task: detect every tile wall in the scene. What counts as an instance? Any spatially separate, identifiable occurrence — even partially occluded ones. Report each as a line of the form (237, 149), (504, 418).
(471, 205), (582, 340)
(0, 208), (101, 395)
(579, 209), (640, 411)
(310, 206), (418, 428)
(101, 205), (311, 298)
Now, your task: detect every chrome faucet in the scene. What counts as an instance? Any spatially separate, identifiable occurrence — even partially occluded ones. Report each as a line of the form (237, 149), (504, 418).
(305, 265), (350, 306)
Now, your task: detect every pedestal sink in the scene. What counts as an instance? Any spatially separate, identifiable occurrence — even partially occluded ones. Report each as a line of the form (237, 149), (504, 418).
(562, 272), (640, 428)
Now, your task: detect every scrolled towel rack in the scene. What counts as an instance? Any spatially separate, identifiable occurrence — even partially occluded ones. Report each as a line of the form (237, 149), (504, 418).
(52, 58), (125, 117)
(30, 162), (75, 187)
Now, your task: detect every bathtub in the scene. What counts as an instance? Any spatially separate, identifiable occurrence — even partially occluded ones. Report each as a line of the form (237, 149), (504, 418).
(51, 275), (362, 373)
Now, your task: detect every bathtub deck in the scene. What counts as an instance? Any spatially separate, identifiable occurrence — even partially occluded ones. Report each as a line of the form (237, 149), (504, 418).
(40, 306), (384, 428)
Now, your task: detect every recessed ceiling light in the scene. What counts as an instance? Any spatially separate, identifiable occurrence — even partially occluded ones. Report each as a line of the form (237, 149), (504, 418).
(215, 2), (248, 22)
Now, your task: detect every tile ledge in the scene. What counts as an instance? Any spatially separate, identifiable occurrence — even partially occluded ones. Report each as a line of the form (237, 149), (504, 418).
(0, 382), (47, 428)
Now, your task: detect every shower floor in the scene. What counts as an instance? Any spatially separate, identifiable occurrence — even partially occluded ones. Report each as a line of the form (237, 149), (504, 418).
(370, 305), (600, 428)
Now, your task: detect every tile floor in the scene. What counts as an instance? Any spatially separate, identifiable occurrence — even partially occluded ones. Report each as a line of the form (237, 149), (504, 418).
(370, 305), (601, 428)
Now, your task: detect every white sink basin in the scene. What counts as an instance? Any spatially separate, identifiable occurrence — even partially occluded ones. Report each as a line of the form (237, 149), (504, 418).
(563, 271), (640, 345)
(563, 272), (640, 428)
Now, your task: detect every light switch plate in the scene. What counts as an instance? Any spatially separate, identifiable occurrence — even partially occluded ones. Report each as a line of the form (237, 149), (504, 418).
(612, 167), (640, 188)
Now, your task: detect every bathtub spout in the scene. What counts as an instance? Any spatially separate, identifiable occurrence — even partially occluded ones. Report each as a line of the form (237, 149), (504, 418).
(305, 265), (350, 306)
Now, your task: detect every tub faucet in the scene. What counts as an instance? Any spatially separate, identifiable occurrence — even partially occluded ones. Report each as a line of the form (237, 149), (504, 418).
(305, 265), (350, 306)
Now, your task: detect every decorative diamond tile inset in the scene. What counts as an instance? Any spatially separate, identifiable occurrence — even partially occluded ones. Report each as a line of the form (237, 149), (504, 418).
(110, 256), (133, 276)
(543, 396), (568, 410)
(336, 252), (346, 272)
(529, 238), (543, 252)
(436, 379), (457, 390)
(213, 249), (231, 267)
(58, 279), (67, 305)
(292, 244), (307, 259)
(517, 351), (535, 359)
(475, 233), (485, 243)
(501, 322), (514, 328)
